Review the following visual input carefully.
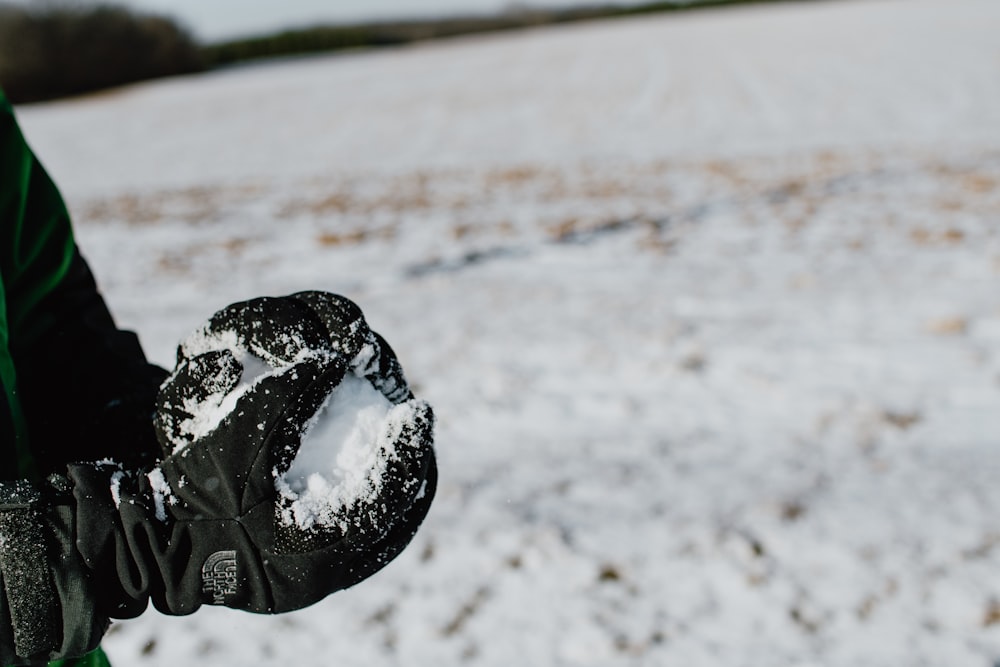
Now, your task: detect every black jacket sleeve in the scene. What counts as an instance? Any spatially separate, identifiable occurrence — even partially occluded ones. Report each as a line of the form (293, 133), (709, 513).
(12, 249), (168, 474)
(0, 88), (166, 477)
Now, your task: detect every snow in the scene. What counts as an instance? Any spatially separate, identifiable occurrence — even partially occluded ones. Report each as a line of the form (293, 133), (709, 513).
(276, 374), (397, 532)
(13, 0), (1000, 664)
(145, 468), (174, 522)
(109, 470), (125, 509)
(236, 353), (273, 391)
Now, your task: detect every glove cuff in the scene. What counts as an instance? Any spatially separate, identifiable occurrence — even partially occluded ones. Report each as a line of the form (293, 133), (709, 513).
(0, 478), (108, 665)
(68, 461), (276, 616)
(0, 481), (60, 660)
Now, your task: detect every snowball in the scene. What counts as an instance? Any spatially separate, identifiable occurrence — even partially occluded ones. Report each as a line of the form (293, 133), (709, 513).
(275, 374), (408, 532)
(290, 374), (393, 483)
(161, 322), (420, 532)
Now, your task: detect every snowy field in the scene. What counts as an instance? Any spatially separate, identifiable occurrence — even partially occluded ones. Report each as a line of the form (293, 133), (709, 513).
(15, 0), (1000, 664)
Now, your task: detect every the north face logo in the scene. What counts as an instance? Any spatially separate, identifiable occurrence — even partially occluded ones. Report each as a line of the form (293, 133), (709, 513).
(202, 550), (238, 605)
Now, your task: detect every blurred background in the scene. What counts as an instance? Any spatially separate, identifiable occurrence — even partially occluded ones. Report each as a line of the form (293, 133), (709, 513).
(0, 0), (757, 102)
(4, 0), (1000, 665)
(5, 0), (664, 41)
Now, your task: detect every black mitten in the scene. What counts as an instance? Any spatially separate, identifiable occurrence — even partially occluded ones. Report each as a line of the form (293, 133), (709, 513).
(0, 293), (436, 664)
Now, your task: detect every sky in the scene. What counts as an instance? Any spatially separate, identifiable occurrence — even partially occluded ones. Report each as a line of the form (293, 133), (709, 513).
(103, 0), (588, 41)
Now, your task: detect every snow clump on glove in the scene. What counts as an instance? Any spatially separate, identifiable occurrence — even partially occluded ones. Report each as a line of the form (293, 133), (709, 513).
(155, 291), (434, 538)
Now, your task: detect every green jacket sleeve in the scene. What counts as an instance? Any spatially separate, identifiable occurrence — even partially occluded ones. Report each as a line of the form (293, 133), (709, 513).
(0, 89), (167, 480)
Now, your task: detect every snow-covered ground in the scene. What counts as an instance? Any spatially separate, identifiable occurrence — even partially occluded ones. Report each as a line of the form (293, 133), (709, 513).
(15, 0), (1000, 664)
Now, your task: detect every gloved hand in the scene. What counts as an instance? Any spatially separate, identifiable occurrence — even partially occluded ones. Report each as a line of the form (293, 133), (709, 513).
(0, 292), (436, 665)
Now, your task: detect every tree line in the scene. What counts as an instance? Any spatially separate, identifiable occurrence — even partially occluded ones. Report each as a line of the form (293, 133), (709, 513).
(0, 0), (807, 104)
